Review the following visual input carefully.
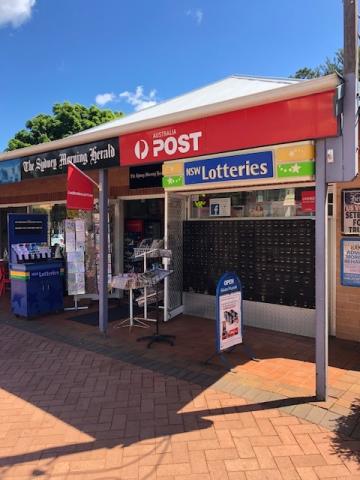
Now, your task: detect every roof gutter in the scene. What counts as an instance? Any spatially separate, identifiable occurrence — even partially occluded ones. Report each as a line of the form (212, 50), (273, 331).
(0, 73), (341, 161)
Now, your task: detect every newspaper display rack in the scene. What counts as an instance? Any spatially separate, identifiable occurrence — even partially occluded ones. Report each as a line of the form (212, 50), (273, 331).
(112, 247), (172, 328)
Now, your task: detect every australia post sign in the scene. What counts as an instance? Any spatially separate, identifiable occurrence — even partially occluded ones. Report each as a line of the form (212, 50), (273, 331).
(120, 90), (338, 166)
(123, 124), (204, 165)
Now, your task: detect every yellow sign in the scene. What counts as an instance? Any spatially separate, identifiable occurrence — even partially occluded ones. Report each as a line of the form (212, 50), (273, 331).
(162, 162), (183, 176)
(275, 144), (315, 163)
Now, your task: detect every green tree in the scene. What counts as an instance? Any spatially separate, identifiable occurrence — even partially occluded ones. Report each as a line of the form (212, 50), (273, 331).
(292, 49), (345, 79)
(6, 102), (124, 151)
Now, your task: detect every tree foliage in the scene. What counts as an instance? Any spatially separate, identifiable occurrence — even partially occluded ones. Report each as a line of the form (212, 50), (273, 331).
(6, 102), (124, 151)
(292, 49), (345, 79)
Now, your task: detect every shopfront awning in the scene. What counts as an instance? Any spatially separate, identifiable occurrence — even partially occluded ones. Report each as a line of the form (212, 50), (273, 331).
(0, 73), (341, 162)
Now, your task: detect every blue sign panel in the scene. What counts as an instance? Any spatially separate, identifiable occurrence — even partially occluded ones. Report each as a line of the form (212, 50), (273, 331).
(0, 159), (21, 185)
(341, 238), (360, 287)
(216, 272), (243, 353)
(185, 151), (273, 186)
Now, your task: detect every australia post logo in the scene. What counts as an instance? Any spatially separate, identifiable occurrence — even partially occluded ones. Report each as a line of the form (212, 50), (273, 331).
(134, 130), (202, 161)
(120, 122), (205, 165)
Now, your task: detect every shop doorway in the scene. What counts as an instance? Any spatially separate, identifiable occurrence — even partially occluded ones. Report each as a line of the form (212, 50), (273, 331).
(164, 192), (187, 321)
(122, 197), (165, 273)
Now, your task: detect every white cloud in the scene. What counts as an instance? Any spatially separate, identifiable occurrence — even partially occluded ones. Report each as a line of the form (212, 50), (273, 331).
(0, 0), (36, 28)
(95, 92), (116, 106)
(94, 86), (158, 111)
(186, 8), (203, 25)
(119, 86), (157, 112)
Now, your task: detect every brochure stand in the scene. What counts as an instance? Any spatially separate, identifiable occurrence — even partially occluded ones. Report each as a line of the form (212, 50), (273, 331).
(64, 295), (89, 312)
(64, 219), (88, 311)
(111, 273), (149, 328)
(133, 247), (161, 323)
(114, 286), (149, 329)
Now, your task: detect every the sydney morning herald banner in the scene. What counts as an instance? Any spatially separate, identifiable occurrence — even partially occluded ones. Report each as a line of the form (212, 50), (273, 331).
(20, 137), (120, 179)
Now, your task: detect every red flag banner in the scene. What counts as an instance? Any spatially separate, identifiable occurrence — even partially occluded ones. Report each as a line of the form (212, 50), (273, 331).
(67, 164), (94, 211)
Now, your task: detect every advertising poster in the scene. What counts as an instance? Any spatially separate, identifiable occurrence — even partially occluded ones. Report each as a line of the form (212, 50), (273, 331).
(301, 190), (316, 212)
(129, 163), (163, 189)
(342, 189), (360, 235)
(0, 159), (21, 185)
(210, 197), (231, 217)
(341, 238), (360, 287)
(65, 219), (86, 295)
(216, 272), (243, 352)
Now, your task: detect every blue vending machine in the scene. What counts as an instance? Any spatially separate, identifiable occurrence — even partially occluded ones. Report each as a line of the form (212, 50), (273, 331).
(8, 214), (64, 318)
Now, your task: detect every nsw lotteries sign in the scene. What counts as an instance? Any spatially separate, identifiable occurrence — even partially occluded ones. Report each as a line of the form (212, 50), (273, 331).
(162, 142), (315, 190)
(216, 272), (243, 352)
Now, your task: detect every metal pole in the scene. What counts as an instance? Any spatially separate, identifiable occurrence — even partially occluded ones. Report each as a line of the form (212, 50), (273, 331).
(163, 190), (169, 321)
(99, 169), (109, 334)
(315, 140), (328, 401)
(342, 0), (359, 181)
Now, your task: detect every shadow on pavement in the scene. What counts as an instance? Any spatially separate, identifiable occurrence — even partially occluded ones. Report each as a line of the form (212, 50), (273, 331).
(332, 397), (360, 462)
(0, 396), (315, 472)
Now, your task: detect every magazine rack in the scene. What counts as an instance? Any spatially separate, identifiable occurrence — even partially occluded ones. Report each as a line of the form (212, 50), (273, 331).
(111, 262), (172, 329)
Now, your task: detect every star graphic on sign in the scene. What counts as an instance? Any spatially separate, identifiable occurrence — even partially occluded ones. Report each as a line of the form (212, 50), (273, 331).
(168, 177), (174, 184)
(290, 163), (301, 174)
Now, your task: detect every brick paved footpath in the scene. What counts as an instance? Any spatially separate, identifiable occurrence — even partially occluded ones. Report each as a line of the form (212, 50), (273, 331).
(0, 324), (359, 480)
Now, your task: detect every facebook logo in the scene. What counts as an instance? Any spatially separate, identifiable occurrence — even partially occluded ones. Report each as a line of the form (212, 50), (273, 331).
(210, 203), (220, 216)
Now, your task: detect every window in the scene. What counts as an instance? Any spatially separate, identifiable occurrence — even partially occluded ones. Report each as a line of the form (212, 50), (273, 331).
(189, 187), (315, 219)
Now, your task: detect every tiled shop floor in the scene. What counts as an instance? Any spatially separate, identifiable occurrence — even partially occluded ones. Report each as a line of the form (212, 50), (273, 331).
(0, 311), (359, 478)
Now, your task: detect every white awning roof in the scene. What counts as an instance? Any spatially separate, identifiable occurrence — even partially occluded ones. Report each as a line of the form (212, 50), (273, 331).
(73, 75), (300, 136)
(0, 73), (341, 161)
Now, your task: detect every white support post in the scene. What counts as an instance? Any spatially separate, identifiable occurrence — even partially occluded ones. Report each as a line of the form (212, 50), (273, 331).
(164, 190), (169, 321)
(315, 140), (328, 401)
(99, 169), (109, 334)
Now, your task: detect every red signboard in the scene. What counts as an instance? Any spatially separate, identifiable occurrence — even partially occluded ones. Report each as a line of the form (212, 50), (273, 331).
(67, 164), (94, 211)
(301, 190), (316, 212)
(120, 90), (338, 166)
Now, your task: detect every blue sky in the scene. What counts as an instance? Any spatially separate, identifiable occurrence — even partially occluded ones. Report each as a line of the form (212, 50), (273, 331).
(0, 0), (343, 152)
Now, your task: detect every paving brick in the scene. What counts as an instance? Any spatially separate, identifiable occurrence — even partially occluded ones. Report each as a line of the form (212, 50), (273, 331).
(207, 460), (229, 480)
(296, 467), (319, 480)
(224, 458), (259, 472)
(233, 438), (255, 458)
(290, 454), (327, 468)
(205, 448), (240, 461)
(249, 436), (282, 447)
(269, 445), (304, 457)
(313, 464), (352, 478)
(245, 470), (283, 480)
(253, 446), (277, 469)
(274, 425), (297, 445)
(156, 463), (191, 476)
(189, 450), (208, 473)
(227, 473), (246, 480)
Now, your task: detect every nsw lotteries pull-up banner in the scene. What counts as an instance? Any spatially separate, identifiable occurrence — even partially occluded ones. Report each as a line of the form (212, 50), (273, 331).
(216, 272), (243, 352)
(162, 141), (315, 189)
